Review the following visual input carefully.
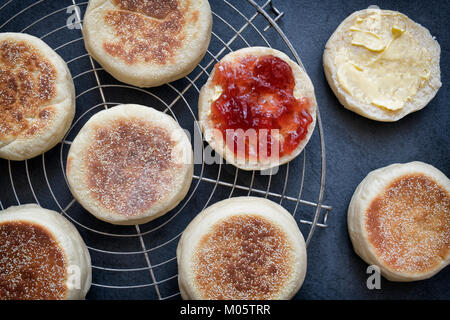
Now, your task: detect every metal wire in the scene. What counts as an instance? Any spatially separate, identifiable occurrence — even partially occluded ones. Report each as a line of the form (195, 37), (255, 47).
(0, 0), (333, 299)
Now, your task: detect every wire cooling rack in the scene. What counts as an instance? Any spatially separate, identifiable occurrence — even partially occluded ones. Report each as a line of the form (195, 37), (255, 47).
(0, 0), (333, 299)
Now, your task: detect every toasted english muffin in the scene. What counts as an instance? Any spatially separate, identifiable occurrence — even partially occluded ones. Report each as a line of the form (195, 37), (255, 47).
(82, 0), (212, 87)
(198, 47), (317, 171)
(348, 162), (449, 281)
(0, 204), (92, 300)
(66, 104), (193, 225)
(177, 197), (307, 300)
(323, 9), (441, 121)
(0, 33), (75, 160)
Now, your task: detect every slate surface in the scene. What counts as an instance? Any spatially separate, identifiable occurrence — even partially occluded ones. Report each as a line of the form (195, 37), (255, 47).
(0, 0), (448, 300)
(278, 0), (450, 299)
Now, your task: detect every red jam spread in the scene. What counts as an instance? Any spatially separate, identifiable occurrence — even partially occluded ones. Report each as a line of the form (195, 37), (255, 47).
(210, 54), (312, 160)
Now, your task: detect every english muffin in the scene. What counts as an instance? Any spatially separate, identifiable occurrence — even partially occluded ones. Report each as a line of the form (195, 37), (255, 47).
(66, 104), (193, 225)
(348, 162), (449, 281)
(82, 0), (212, 87)
(177, 197), (307, 300)
(198, 47), (317, 171)
(0, 33), (75, 160)
(323, 8), (441, 121)
(0, 204), (91, 300)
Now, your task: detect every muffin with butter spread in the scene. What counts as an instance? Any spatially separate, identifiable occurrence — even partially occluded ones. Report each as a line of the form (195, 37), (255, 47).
(323, 8), (441, 121)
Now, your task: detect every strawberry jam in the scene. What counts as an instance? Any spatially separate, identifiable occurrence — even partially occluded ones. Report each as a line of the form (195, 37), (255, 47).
(210, 54), (312, 161)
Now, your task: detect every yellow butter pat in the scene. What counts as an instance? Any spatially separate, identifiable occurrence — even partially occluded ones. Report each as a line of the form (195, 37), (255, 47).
(334, 12), (431, 111)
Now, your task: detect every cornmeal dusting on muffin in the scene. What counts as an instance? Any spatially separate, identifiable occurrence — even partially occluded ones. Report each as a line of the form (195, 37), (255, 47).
(86, 119), (179, 216)
(0, 40), (56, 143)
(0, 221), (67, 300)
(193, 215), (293, 300)
(111, 0), (178, 19)
(366, 174), (450, 273)
(103, 0), (192, 64)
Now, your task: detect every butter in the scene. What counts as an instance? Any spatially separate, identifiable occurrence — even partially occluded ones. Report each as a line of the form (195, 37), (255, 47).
(391, 25), (405, 37)
(335, 12), (431, 111)
(350, 27), (386, 52)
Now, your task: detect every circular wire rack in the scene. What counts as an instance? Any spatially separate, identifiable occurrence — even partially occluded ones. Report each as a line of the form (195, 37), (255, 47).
(0, 0), (333, 299)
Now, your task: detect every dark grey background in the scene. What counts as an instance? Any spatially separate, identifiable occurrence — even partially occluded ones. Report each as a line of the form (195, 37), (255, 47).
(277, 0), (450, 299)
(0, 0), (448, 300)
